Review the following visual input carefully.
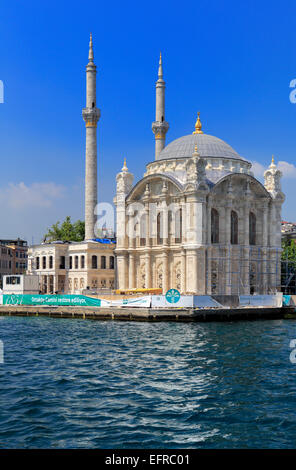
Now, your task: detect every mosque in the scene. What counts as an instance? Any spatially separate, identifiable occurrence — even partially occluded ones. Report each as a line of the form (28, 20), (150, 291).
(28, 35), (285, 296)
(114, 53), (285, 295)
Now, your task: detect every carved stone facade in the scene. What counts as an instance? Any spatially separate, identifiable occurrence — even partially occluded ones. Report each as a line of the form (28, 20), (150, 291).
(115, 129), (285, 295)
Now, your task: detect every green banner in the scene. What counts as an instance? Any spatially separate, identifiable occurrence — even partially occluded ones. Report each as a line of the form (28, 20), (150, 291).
(2, 294), (104, 307)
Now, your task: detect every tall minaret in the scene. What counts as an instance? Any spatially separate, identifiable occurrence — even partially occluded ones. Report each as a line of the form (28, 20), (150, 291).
(82, 33), (101, 240)
(152, 52), (169, 160)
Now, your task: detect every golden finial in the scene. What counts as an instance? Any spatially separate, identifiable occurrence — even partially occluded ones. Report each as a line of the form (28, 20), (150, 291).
(270, 155), (276, 168)
(193, 143), (200, 157)
(122, 157), (128, 172)
(193, 111), (203, 134)
(159, 51), (162, 63)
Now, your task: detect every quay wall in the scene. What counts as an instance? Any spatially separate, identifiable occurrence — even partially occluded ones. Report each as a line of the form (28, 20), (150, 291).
(0, 305), (295, 322)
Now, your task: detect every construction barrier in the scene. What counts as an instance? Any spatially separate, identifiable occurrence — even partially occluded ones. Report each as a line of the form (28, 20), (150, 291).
(193, 296), (223, 308)
(283, 295), (296, 306)
(239, 294), (282, 308)
(0, 294), (110, 307)
(0, 293), (285, 309)
(111, 296), (151, 307)
(151, 295), (223, 308)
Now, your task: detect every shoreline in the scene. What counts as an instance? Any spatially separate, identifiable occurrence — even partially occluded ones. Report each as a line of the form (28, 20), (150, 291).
(0, 305), (295, 322)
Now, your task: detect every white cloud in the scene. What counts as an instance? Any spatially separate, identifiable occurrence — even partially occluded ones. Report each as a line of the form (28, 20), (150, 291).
(250, 160), (296, 179)
(250, 162), (266, 179)
(0, 182), (66, 209)
(277, 161), (296, 178)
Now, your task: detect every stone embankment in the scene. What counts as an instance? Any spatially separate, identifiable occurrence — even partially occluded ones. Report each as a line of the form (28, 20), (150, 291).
(0, 305), (295, 322)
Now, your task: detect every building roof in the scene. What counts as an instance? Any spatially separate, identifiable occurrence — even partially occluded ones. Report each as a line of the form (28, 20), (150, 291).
(157, 133), (246, 162)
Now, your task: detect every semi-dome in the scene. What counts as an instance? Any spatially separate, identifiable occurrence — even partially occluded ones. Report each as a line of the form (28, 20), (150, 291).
(157, 133), (245, 161)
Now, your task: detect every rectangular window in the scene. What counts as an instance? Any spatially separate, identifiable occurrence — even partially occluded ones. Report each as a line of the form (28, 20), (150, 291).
(59, 256), (65, 269)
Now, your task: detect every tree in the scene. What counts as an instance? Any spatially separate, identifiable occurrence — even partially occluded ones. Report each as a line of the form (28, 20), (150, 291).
(281, 240), (296, 294)
(282, 240), (296, 262)
(43, 216), (85, 242)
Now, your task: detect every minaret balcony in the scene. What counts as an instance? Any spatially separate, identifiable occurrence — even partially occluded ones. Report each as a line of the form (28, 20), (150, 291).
(152, 120), (169, 139)
(82, 107), (101, 127)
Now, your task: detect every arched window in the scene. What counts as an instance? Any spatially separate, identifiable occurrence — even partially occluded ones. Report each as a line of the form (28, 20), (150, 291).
(49, 256), (53, 269)
(91, 255), (97, 269)
(81, 255), (85, 269)
(75, 255), (79, 269)
(42, 256), (46, 269)
(175, 208), (182, 243)
(211, 208), (219, 244)
(140, 214), (146, 246)
(231, 211), (238, 245)
(36, 257), (40, 270)
(249, 212), (256, 245)
(101, 256), (106, 269)
(109, 256), (114, 269)
(69, 256), (73, 269)
(157, 212), (163, 245)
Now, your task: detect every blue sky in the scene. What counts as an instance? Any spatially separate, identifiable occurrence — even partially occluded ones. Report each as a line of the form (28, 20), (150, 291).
(0, 0), (295, 243)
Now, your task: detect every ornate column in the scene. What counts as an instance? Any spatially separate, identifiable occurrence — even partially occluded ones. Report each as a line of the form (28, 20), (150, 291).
(242, 182), (251, 294)
(206, 195), (212, 295)
(145, 252), (151, 288)
(181, 249), (186, 293)
(129, 253), (135, 289)
(162, 251), (169, 293)
(224, 181), (233, 295)
(207, 195), (212, 245)
(206, 246), (212, 295)
(261, 200), (269, 294)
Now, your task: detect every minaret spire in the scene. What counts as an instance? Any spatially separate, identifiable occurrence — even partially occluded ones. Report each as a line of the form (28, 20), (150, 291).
(152, 52), (169, 160)
(158, 51), (163, 79)
(88, 32), (94, 63)
(82, 34), (101, 240)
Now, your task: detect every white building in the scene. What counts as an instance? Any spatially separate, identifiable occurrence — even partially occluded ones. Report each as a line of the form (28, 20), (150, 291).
(28, 241), (115, 294)
(114, 55), (285, 295)
(3, 274), (39, 295)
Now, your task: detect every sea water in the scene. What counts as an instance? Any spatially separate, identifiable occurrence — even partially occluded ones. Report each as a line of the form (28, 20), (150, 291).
(0, 316), (296, 448)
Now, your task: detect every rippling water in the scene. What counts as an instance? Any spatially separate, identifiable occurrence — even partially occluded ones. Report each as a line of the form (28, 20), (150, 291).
(1, 316), (296, 448)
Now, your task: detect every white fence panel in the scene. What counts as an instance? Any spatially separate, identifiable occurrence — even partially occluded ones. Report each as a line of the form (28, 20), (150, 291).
(193, 296), (223, 308)
(239, 295), (281, 307)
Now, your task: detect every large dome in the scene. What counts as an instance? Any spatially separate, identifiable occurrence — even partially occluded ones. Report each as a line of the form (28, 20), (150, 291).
(157, 133), (245, 161)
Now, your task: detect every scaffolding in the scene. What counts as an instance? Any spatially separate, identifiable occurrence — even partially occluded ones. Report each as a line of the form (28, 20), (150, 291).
(207, 246), (286, 295)
(281, 258), (296, 294)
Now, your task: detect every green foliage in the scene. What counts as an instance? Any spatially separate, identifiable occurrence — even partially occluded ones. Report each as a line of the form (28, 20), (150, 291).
(44, 216), (85, 242)
(282, 240), (296, 262)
